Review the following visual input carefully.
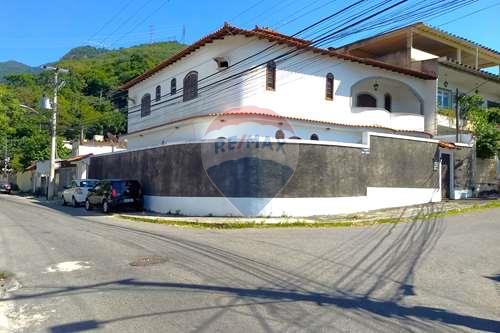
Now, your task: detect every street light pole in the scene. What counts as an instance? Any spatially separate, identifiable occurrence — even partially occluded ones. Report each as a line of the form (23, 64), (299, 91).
(42, 66), (68, 200)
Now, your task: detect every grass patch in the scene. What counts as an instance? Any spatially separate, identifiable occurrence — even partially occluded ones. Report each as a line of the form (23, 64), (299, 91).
(117, 200), (500, 230)
(0, 271), (12, 281)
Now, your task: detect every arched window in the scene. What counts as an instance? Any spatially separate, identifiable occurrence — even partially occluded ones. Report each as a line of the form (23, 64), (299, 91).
(155, 85), (161, 102)
(266, 61), (276, 91)
(275, 129), (285, 139)
(183, 71), (198, 102)
(384, 93), (392, 111)
(310, 133), (319, 140)
(356, 93), (377, 107)
(170, 78), (177, 95)
(325, 73), (334, 100)
(141, 93), (151, 117)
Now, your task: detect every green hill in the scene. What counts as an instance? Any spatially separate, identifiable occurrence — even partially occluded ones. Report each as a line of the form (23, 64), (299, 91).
(58, 41), (186, 89)
(0, 40), (186, 170)
(61, 46), (110, 60)
(0, 60), (40, 80)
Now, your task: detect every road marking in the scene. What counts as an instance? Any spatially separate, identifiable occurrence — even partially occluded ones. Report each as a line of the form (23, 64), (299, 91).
(45, 261), (91, 273)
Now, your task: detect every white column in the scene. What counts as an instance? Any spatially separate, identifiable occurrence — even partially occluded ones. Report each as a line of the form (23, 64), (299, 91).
(406, 30), (413, 67)
(475, 47), (479, 69)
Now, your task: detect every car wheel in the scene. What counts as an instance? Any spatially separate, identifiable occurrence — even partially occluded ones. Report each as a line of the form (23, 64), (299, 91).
(85, 199), (92, 211)
(72, 196), (78, 208)
(102, 200), (110, 214)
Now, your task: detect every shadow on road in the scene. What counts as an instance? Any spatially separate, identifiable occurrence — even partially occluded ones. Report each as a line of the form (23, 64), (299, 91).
(3, 195), (498, 332)
(46, 279), (500, 332)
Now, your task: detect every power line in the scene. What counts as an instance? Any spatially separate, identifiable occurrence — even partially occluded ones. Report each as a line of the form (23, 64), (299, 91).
(437, 0), (500, 26)
(85, 0), (136, 45)
(110, 0), (171, 47)
(122, 0), (478, 120)
(229, 0), (268, 23)
(124, 0), (428, 116)
(98, 0), (157, 46)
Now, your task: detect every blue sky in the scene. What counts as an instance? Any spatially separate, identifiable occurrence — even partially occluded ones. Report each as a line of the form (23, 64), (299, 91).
(1, 0), (499, 68)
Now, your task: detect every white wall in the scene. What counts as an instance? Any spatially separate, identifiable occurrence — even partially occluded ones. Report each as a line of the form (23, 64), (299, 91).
(124, 115), (389, 150)
(144, 187), (441, 217)
(127, 34), (437, 146)
(74, 144), (126, 156)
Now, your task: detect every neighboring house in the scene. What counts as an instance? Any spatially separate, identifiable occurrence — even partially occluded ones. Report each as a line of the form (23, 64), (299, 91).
(72, 137), (126, 156)
(334, 22), (500, 139)
(121, 24), (438, 150)
(29, 138), (126, 196)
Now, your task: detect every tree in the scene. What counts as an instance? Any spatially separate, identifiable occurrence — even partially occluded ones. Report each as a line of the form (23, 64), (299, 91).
(460, 95), (500, 159)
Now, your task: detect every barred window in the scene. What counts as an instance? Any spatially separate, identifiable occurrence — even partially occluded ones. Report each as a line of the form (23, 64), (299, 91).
(171, 78), (177, 95)
(266, 61), (276, 91)
(155, 85), (161, 102)
(325, 73), (334, 100)
(141, 93), (151, 117)
(183, 71), (198, 102)
(384, 93), (392, 111)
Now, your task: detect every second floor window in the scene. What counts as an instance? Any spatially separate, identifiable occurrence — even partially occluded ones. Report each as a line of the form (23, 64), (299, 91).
(325, 73), (334, 100)
(183, 71), (198, 102)
(356, 93), (377, 108)
(171, 78), (177, 95)
(438, 88), (452, 109)
(266, 60), (276, 91)
(141, 93), (151, 117)
(155, 85), (161, 102)
(384, 93), (392, 111)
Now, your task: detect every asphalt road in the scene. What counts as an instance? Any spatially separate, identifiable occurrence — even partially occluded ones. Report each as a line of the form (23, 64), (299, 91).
(0, 195), (499, 333)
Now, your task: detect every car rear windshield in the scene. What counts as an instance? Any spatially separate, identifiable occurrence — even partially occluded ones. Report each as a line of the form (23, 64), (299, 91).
(111, 181), (141, 196)
(80, 180), (98, 188)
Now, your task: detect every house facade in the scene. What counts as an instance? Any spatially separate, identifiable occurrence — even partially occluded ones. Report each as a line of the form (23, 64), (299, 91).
(335, 22), (500, 138)
(122, 24), (438, 150)
(88, 24), (476, 217)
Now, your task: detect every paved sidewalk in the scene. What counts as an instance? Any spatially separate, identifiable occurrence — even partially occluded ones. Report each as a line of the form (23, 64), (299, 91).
(117, 198), (500, 227)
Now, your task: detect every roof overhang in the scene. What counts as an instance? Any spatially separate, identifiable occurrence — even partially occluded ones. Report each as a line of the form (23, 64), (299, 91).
(336, 23), (500, 68)
(120, 23), (435, 90)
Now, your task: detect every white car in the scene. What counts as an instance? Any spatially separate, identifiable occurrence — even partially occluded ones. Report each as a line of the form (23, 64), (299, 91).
(62, 179), (99, 207)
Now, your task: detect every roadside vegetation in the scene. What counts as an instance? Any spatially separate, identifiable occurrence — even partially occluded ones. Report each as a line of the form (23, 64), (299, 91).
(459, 95), (500, 159)
(117, 200), (500, 229)
(0, 42), (185, 171)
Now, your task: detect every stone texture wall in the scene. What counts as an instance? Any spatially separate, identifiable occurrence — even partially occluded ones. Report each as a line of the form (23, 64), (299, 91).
(89, 135), (442, 198)
(453, 147), (474, 192)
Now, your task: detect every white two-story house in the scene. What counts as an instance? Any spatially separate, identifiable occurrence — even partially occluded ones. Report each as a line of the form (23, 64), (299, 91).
(121, 24), (438, 149)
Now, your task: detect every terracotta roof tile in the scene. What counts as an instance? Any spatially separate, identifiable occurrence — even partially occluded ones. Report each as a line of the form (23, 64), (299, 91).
(126, 109), (433, 138)
(120, 23), (435, 90)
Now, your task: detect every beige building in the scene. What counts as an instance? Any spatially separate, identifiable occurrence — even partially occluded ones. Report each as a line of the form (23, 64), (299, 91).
(335, 22), (500, 139)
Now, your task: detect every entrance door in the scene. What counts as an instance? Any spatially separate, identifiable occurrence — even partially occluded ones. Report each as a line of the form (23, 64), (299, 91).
(441, 153), (451, 199)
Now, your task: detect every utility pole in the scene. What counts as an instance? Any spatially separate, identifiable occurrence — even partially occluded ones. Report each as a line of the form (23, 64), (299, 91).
(455, 88), (460, 143)
(149, 24), (154, 44)
(2, 139), (7, 181)
(42, 66), (69, 200)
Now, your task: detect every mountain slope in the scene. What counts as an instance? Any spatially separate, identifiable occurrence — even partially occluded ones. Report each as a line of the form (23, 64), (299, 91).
(0, 60), (40, 80)
(61, 46), (110, 60)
